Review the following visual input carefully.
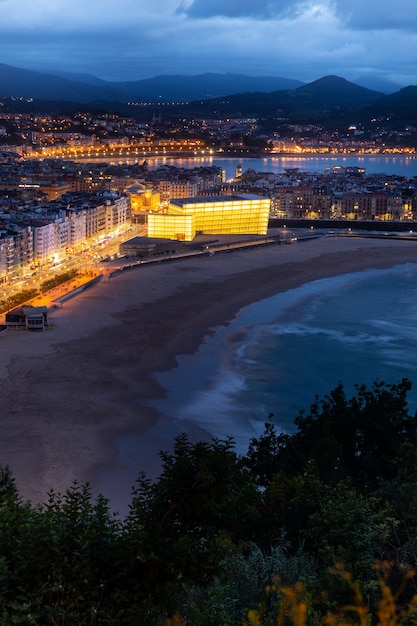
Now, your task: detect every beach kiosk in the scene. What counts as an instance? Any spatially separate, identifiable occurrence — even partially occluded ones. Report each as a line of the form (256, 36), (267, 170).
(5, 306), (48, 331)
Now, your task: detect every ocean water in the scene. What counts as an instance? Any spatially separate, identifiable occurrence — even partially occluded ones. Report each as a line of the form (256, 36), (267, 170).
(153, 262), (417, 453)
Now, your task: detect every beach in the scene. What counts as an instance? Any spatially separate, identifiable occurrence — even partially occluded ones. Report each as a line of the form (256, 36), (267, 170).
(1, 235), (417, 514)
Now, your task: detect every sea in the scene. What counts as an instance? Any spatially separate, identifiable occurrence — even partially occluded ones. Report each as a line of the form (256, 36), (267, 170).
(153, 262), (417, 454)
(99, 260), (417, 514)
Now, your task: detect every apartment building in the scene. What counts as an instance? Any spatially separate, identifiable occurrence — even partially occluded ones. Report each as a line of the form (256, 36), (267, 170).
(104, 193), (131, 233)
(340, 192), (390, 220)
(32, 220), (56, 264)
(157, 179), (200, 204)
(0, 235), (14, 282)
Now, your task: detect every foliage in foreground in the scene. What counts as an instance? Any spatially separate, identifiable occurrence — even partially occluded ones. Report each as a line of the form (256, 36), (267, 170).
(0, 379), (417, 623)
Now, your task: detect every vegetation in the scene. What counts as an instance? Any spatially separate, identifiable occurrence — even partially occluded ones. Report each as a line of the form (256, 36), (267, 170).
(40, 268), (78, 293)
(0, 288), (38, 313)
(1, 379), (417, 623)
(0, 270), (79, 314)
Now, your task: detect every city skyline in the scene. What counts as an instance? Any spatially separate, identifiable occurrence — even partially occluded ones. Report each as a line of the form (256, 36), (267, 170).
(0, 0), (416, 88)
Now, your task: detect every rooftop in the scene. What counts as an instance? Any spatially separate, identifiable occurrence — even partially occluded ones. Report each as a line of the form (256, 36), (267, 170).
(170, 194), (265, 206)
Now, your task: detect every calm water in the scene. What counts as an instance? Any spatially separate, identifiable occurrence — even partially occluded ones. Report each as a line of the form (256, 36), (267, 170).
(153, 262), (417, 452)
(146, 154), (417, 180)
(80, 153), (417, 180)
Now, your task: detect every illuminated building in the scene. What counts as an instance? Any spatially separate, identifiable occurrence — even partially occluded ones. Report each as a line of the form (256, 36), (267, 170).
(0, 236), (14, 281)
(340, 192), (390, 220)
(32, 221), (56, 264)
(147, 194), (270, 241)
(125, 185), (160, 213)
(157, 180), (199, 203)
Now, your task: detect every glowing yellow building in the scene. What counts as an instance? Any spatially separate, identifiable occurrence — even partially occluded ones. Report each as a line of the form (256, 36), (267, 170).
(147, 194), (270, 241)
(125, 184), (160, 214)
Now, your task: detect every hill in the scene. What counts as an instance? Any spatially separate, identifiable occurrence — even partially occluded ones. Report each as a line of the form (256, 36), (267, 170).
(0, 63), (303, 102)
(45, 69), (304, 101)
(1, 63), (416, 127)
(176, 75), (386, 122)
(0, 63), (122, 103)
(376, 85), (417, 120)
(292, 75), (382, 108)
(353, 74), (402, 94)
(115, 72), (304, 101)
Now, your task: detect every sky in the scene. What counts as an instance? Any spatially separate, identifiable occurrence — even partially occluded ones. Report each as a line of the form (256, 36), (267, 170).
(1, 0), (417, 87)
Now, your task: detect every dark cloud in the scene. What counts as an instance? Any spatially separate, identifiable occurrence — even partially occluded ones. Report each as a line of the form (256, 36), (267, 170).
(1, 0), (416, 85)
(332, 0), (417, 32)
(177, 0), (306, 20)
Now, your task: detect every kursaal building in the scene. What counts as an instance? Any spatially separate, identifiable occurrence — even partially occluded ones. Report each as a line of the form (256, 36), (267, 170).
(147, 194), (271, 241)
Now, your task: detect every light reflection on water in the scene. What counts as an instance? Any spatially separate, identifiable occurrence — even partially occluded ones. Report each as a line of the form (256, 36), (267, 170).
(72, 154), (417, 181)
(145, 154), (417, 181)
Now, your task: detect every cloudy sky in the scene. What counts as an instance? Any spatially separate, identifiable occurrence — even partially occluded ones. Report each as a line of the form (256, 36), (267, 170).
(1, 0), (416, 87)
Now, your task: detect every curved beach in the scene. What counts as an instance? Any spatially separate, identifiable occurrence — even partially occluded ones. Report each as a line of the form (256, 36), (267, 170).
(1, 235), (417, 514)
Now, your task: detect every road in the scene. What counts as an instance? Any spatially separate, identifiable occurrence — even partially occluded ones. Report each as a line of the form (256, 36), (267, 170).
(1, 225), (145, 313)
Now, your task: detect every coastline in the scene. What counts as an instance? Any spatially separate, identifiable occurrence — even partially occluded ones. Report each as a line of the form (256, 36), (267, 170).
(1, 236), (417, 514)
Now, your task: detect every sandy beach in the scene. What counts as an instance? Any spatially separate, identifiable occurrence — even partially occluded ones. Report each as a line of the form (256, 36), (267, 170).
(1, 235), (417, 514)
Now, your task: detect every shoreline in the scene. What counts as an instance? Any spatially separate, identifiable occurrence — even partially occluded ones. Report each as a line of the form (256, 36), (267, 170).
(66, 150), (417, 161)
(1, 236), (417, 514)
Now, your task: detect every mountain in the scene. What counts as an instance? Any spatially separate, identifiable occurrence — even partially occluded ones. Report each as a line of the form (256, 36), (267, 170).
(44, 68), (304, 101)
(0, 63), (303, 102)
(373, 85), (417, 122)
(1, 63), (416, 126)
(44, 70), (112, 87)
(0, 63), (123, 102)
(182, 75), (385, 120)
(292, 75), (382, 108)
(112, 73), (304, 101)
(353, 74), (402, 94)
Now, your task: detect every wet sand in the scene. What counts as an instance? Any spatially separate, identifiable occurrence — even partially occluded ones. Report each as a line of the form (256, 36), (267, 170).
(1, 236), (417, 514)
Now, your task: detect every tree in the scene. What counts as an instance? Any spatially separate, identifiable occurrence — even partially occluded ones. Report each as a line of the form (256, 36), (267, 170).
(0, 479), (124, 624)
(125, 434), (261, 590)
(247, 379), (417, 493)
(305, 481), (391, 579)
(245, 418), (292, 488)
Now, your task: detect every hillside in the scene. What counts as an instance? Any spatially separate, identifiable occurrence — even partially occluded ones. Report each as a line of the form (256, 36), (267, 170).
(1, 63), (416, 127)
(0, 63), (303, 102)
(172, 75), (386, 122)
(293, 75), (382, 108)
(0, 63), (122, 102)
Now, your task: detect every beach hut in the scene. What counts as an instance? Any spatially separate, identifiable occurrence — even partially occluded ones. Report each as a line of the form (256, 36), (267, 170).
(6, 306), (48, 331)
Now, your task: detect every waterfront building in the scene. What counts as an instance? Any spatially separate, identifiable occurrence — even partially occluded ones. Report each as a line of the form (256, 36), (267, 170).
(147, 194), (270, 241)
(0, 235), (14, 282)
(12, 225), (33, 274)
(340, 192), (390, 220)
(32, 220), (56, 264)
(5, 305), (48, 330)
(66, 209), (87, 251)
(274, 187), (315, 218)
(84, 203), (106, 240)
